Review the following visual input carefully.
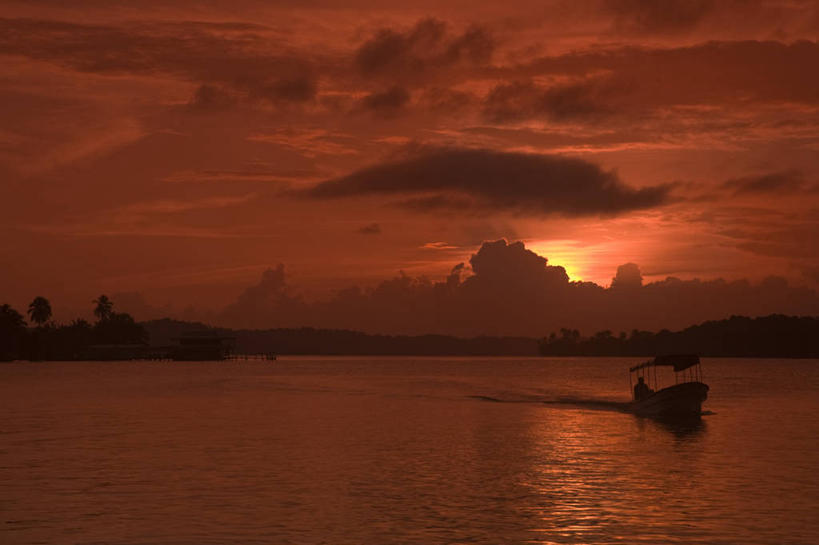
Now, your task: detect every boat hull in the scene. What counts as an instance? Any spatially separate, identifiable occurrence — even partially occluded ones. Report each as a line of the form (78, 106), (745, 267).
(630, 381), (709, 418)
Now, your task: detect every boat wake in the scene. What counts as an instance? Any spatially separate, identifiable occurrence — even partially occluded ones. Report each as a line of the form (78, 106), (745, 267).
(466, 395), (508, 403)
(467, 394), (631, 412)
(543, 397), (632, 412)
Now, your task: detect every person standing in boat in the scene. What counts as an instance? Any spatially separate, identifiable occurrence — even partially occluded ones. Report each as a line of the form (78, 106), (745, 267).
(634, 376), (652, 401)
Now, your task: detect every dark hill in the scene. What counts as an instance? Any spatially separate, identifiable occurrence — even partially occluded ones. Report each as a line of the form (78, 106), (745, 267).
(538, 314), (819, 358)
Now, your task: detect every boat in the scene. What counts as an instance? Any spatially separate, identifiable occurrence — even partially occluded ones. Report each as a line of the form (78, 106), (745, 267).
(629, 354), (709, 418)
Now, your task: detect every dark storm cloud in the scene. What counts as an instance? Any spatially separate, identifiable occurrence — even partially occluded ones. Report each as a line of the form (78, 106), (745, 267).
(0, 17), (318, 104)
(722, 170), (812, 194)
(355, 17), (493, 79)
(216, 240), (819, 336)
(303, 148), (672, 217)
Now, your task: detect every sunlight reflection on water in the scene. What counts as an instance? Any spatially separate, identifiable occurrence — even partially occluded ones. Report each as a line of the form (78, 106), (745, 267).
(1, 357), (817, 544)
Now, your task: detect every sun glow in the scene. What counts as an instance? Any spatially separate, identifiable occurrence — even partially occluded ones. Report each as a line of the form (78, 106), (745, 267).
(526, 239), (615, 285)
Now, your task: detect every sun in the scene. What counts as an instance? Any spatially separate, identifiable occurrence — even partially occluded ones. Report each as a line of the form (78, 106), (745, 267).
(526, 239), (588, 281)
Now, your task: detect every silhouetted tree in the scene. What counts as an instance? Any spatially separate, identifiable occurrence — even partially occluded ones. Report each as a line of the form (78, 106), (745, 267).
(93, 295), (113, 321)
(50, 319), (94, 359)
(0, 304), (26, 329)
(94, 312), (147, 345)
(0, 304), (27, 360)
(27, 296), (52, 327)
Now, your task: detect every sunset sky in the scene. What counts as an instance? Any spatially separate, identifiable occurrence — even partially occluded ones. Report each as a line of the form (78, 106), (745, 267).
(2, 0), (818, 327)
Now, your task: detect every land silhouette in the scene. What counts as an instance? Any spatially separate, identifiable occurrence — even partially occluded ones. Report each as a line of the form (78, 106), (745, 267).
(3, 299), (817, 359)
(2, 244), (818, 360)
(537, 314), (819, 358)
(0, 296), (146, 361)
(148, 314), (818, 358)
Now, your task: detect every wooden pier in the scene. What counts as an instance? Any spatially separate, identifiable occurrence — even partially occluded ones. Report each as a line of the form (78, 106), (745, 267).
(226, 353), (277, 361)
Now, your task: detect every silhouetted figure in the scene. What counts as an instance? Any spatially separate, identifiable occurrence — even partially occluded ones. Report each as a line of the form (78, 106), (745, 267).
(634, 376), (652, 401)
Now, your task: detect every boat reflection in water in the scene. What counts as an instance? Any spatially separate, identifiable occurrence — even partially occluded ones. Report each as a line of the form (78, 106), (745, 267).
(635, 410), (708, 440)
(629, 354), (709, 419)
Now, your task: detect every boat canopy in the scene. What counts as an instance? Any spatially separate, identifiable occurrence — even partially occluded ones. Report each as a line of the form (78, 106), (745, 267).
(629, 354), (700, 373)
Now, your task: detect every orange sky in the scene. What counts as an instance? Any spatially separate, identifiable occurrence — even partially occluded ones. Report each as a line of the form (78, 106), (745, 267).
(1, 0), (818, 323)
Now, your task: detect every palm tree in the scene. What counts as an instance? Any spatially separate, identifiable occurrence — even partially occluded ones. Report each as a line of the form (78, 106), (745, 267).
(27, 296), (52, 327)
(71, 318), (91, 329)
(93, 295), (113, 321)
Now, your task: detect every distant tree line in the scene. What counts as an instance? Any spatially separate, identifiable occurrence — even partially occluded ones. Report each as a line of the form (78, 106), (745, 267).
(146, 314), (819, 358)
(143, 318), (540, 356)
(538, 314), (819, 358)
(0, 295), (147, 361)
(4, 308), (818, 360)
(234, 328), (538, 356)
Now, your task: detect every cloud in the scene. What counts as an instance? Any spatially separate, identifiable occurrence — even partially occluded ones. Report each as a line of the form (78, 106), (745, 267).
(358, 223), (381, 235)
(109, 291), (171, 321)
(803, 267), (819, 285)
(394, 194), (476, 212)
(722, 170), (810, 194)
(359, 85), (411, 115)
(483, 79), (612, 122)
(116, 194), (257, 217)
(417, 86), (476, 114)
(467, 239), (569, 287)
(421, 241), (457, 250)
(0, 17), (318, 105)
(606, 0), (715, 32)
(164, 166), (320, 184)
(611, 262), (643, 289)
(731, 226), (819, 259)
(215, 240), (819, 336)
(302, 148), (672, 217)
(189, 84), (238, 111)
(354, 17), (493, 80)
(249, 73), (318, 103)
(219, 264), (309, 328)
(5, 14), (817, 123)
(492, 40), (819, 120)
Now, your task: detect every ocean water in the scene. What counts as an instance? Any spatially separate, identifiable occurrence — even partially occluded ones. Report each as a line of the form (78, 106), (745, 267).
(1, 357), (817, 545)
